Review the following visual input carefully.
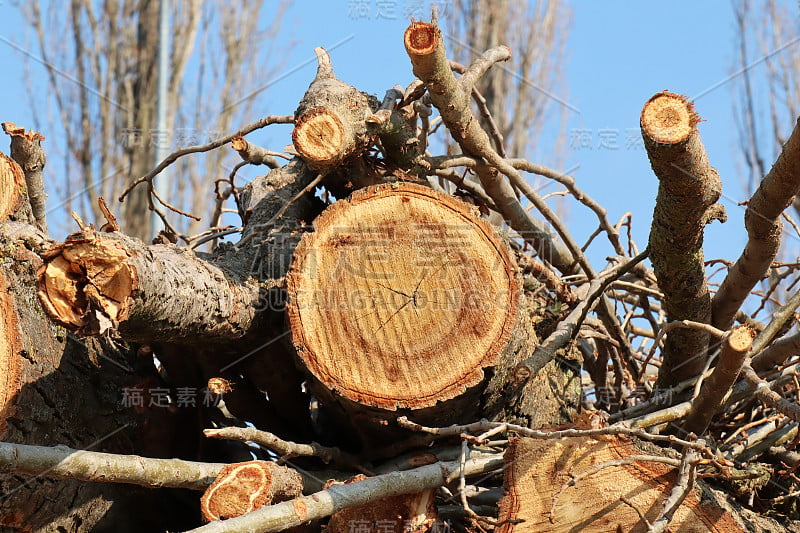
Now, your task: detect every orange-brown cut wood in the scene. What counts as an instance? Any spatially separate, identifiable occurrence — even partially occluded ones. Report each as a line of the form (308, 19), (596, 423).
(286, 183), (520, 411)
(497, 436), (744, 532)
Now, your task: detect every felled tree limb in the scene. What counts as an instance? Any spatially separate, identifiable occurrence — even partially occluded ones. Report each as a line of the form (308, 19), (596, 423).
(2, 122), (47, 233)
(186, 454), (503, 533)
(713, 117), (800, 330)
(37, 229), (264, 342)
(751, 331), (800, 371)
(119, 115), (294, 202)
(326, 476), (436, 533)
(396, 415), (708, 452)
(514, 250), (647, 382)
(204, 427), (360, 467)
(231, 136), (281, 169)
(0, 440), (224, 490)
(648, 447), (700, 533)
(403, 20), (573, 273)
(641, 91), (725, 387)
(291, 47), (377, 171)
(366, 87), (422, 172)
(404, 21), (639, 379)
(683, 325), (754, 436)
(38, 154), (323, 343)
(740, 364), (800, 422)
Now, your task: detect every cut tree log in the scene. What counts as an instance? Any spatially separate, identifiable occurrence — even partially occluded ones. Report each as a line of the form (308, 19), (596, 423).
(287, 182), (580, 438)
(642, 91), (725, 387)
(497, 436), (748, 532)
(712, 116), (800, 331)
(287, 183), (521, 419)
(683, 325), (754, 436)
(291, 48), (377, 172)
(200, 461), (303, 522)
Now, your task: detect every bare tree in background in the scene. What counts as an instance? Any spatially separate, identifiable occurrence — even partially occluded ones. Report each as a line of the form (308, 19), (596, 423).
(447, 0), (569, 161)
(22, 0), (290, 240)
(733, 0), (799, 193)
(732, 0), (800, 308)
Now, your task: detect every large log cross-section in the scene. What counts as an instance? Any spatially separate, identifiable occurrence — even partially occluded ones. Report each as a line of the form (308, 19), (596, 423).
(287, 183), (525, 427)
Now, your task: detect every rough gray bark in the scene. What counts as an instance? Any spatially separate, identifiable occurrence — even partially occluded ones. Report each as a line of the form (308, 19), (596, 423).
(641, 91), (725, 387)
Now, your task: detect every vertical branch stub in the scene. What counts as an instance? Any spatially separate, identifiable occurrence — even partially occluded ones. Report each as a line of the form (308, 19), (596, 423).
(314, 46), (334, 80)
(404, 21), (439, 58)
(642, 91), (723, 387)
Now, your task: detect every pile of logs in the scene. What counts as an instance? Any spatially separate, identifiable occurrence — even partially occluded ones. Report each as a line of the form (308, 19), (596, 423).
(0, 11), (799, 533)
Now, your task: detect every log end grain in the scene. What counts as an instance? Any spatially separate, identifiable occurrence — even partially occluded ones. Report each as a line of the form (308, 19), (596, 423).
(287, 183), (520, 411)
(497, 436), (744, 532)
(641, 91), (700, 145)
(37, 231), (135, 331)
(404, 21), (439, 56)
(200, 461), (302, 522)
(292, 108), (347, 167)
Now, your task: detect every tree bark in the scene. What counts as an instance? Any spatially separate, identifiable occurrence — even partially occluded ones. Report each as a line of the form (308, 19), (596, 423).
(291, 48), (377, 172)
(683, 325), (753, 436)
(0, 224), (201, 531)
(37, 229), (264, 342)
(712, 117), (800, 330)
(404, 20), (574, 273)
(1, 124), (45, 232)
(642, 91), (725, 387)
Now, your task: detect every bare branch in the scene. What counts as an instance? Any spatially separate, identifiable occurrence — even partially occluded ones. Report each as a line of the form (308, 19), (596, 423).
(119, 115), (294, 202)
(185, 455), (503, 533)
(713, 117), (800, 330)
(683, 326), (754, 435)
(204, 427), (360, 468)
(0, 440), (224, 490)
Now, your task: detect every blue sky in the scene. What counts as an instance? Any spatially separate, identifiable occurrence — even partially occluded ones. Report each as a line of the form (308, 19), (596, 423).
(0, 1), (798, 273)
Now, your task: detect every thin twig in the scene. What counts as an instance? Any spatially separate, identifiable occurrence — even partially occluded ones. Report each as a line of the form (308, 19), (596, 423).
(119, 115), (294, 201)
